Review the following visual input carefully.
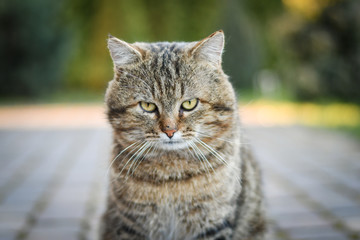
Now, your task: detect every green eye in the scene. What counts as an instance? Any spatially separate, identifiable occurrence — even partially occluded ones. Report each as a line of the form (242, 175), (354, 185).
(181, 98), (198, 111)
(140, 101), (157, 112)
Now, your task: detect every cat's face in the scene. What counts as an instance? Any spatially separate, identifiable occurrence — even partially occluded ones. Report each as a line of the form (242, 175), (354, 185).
(106, 31), (237, 153)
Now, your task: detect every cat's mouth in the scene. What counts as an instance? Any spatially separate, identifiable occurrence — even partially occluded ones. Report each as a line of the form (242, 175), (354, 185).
(159, 140), (188, 150)
(163, 140), (182, 144)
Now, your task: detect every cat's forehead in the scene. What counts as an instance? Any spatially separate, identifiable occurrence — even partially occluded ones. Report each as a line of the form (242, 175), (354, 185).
(128, 42), (199, 99)
(134, 41), (192, 54)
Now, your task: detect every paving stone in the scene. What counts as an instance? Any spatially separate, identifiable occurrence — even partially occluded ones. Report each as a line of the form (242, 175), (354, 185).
(305, 187), (358, 209)
(296, 236), (349, 240)
(0, 212), (27, 231)
(285, 225), (347, 239)
(263, 181), (291, 199)
(0, 127), (359, 239)
(266, 196), (313, 216)
(26, 228), (79, 240)
(274, 212), (331, 229)
(34, 218), (82, 231)
(330, 206), (360, 218)
(0, 132), (47, 185)
(343, 216), (360, 232)
(0, 229), (17, 240)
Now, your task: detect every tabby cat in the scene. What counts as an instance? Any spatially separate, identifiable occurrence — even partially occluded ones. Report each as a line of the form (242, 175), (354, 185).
(100, 30), (265, 240)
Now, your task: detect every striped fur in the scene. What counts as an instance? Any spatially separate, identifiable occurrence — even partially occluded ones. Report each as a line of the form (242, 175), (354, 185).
(100, 31), (265, 240)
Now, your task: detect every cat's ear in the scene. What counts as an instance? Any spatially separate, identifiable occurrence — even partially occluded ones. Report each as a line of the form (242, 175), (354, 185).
(107, 34), (143, 66)
(189, 30), (225, 67)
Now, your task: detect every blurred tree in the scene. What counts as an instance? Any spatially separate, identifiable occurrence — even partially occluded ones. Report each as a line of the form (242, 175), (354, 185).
(220, 0), (287, 93)
(3, 0), (357, 103)
(64, 0), (223, 92)
(0, 0), (69, 97)
(289, 0), (360, 101)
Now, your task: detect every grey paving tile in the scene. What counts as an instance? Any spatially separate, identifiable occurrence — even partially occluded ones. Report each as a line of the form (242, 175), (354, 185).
(266, 196), (313, 216)
(40, 202), (87, 219)
(342, 216), (360, 232)
(0, 212), (27, 231)
(330, 206), (360, 218)
(0, 229), (17, 240)
(34, 218), (82, 231)
(0, 126), (358, 239)
(285, 225), (347, 239)
(0, 131), (47, 184)
(26, 228), (79, 240)
(305, 187), (358, 209)
(274, 212), (331, 229)
(263, 181), (291, 199)
(295, 236), (349, 240)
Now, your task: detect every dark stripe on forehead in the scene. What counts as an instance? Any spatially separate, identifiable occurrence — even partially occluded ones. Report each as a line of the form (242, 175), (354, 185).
(169, 44), (176, 51)
(149, 44), (158, 52)
(156, 42), (168, 51)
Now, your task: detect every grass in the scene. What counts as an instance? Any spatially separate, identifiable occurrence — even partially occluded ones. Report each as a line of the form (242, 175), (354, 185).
(238, 98), (360, 139)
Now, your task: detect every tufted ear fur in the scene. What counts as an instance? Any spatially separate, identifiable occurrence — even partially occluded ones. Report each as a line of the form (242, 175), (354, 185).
(107, 35), (142, 66)
(190, 30), (225, 67)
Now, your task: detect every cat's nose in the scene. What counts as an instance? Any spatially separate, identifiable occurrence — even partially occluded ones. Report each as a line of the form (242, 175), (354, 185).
(163, 128), (177, 138)
(161, 120), (178, 138)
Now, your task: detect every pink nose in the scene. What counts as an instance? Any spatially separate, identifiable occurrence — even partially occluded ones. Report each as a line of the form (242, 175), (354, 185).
(163, 129), (177, 138)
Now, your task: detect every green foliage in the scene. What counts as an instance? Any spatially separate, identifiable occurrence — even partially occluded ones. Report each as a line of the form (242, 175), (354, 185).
(64, 0), (226, 93)
(1, 0), (359, 103)
(0, 0), (69, 97)
(288, 0), (360, 102)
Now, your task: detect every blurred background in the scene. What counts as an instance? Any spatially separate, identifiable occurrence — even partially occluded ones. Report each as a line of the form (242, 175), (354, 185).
(1, 0), (359, 133)
(1, 0), (360, 240)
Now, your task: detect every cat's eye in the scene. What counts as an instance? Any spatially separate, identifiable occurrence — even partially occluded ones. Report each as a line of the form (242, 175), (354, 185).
(140, 101), (157, 113)
(181, 98), (198, 111)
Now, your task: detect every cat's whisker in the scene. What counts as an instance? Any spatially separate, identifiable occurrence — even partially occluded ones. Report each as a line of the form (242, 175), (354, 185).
(187, 141), (210, 174)
(196, 131), (251, 146)
(186, 141), (208, 174)
(118, 141), (148, 178)
(195, 131), (236, 144)
(131, 141), (157, 176)
(104, 140), (141, 179)
(189, 140), (215, 173)
(125, 141), (152, 179)
(194, 137), (229, 167)
(109, 141), (145, 183)
(195, 138), (241, 185)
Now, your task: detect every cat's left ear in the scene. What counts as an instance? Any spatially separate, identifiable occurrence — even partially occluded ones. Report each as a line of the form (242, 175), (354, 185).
(107, 34), (143, 66)
(189, 30), (225, 67)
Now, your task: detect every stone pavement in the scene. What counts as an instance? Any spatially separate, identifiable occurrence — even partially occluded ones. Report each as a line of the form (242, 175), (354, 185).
(0, 126), (359, 240)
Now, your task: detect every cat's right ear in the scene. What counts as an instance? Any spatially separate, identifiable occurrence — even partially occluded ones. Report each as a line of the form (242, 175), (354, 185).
(189, 30), (225, 67)
(107, 35), (142, 66)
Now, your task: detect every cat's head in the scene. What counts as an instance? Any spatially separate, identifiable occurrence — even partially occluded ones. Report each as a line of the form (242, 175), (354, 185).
(106, 31), (238, 153)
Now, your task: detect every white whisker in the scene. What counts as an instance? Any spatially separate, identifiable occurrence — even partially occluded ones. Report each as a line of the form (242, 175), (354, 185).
(194, 137), (229, 167)
(189, 140), (214, 172)
(118, 141), (148, 178)
(186, 140), (208, 173)
(104, 140), (141, 178)
(131, 141), (157, 175)
(125, 141), (151, 178)
(195, 131), (235, 144)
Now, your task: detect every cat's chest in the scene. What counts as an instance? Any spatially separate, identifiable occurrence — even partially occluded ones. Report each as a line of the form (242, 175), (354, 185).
(145, 202), (196, 240)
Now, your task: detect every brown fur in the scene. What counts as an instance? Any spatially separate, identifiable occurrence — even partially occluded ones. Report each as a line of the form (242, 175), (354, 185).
(100, 31), (265, 240)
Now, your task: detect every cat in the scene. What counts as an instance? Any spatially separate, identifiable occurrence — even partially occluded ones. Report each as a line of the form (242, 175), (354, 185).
(100, 30), (265, 240)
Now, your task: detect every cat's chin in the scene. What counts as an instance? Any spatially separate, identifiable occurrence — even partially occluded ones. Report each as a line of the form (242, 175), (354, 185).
(158, 141), (189, 151)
